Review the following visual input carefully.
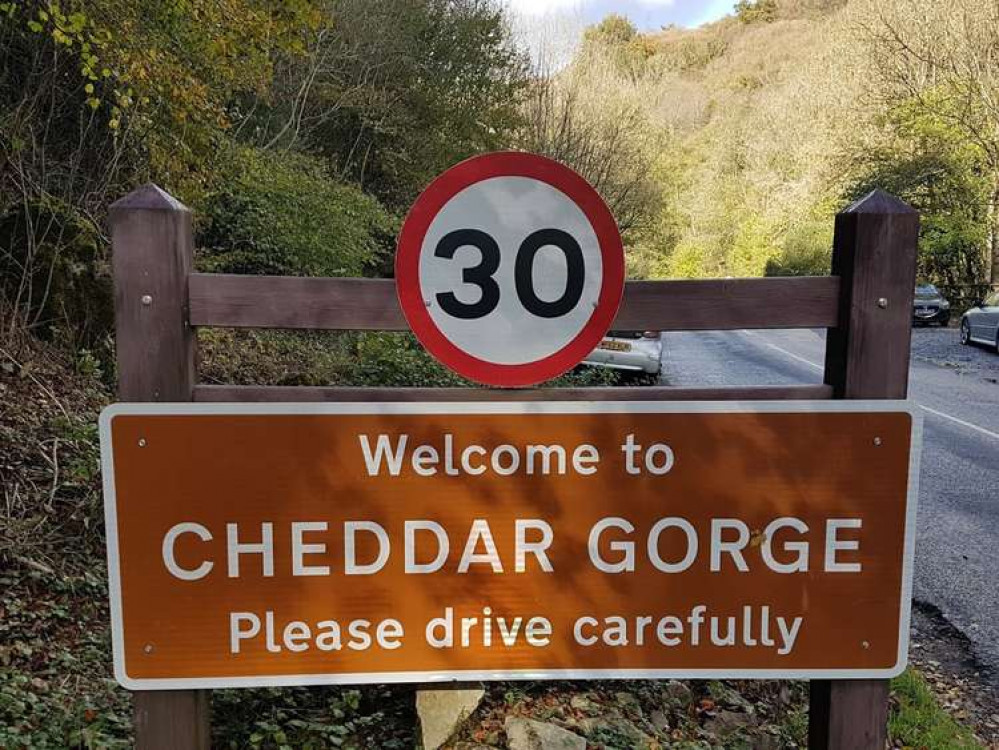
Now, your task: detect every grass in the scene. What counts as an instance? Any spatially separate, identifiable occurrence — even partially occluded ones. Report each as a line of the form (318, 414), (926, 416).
(890, 669), (983, 749)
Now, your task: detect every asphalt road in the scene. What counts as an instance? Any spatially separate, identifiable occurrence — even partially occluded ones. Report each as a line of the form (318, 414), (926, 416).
(659, 327), (999, 679)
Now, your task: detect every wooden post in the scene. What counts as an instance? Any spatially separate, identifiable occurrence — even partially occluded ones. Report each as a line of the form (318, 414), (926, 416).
(110, 184), (210, 750)
(810, 189), (919, 749)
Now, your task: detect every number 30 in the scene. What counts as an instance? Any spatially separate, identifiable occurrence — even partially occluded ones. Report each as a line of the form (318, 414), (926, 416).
(433, 228), (585, 320)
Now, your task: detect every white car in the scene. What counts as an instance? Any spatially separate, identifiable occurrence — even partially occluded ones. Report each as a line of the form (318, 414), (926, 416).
(583, 331), (662, 376)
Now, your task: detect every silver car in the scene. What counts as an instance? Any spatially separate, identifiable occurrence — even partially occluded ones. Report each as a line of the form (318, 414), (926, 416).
(583, 331), (662, 376)
(960, 291), (999, 353)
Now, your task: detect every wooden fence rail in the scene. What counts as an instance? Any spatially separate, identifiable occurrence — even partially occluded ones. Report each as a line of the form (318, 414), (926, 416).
(188, 273), (841, 331)
(192, 384), (834, 402)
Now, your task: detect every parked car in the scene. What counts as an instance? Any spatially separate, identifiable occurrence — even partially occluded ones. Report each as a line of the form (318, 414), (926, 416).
(960, 291), (999, 352)
(912, 284), (951, 326)
(583, 331), (662, 377)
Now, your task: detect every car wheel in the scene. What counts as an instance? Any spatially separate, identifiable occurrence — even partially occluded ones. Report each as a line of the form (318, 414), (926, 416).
(960, 320), (971, 345)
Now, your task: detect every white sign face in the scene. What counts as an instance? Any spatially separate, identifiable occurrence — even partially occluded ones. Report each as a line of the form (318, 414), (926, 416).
(418, 176), (603, 366)
(396, 153), (625, 387)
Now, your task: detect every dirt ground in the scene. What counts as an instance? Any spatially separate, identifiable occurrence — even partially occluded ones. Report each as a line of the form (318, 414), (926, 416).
(910, 603), (999, 747)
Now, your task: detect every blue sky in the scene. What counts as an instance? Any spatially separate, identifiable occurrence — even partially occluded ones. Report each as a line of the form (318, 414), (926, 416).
(506, 0), (737, 30)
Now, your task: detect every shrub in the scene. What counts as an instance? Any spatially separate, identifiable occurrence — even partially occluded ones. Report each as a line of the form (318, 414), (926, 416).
(727, 216), (779, 277)
(660, 238), (709, 279)
(0, 197), (112, 349)
(198, 329), (358, 387)
(350, 333), (626, 388)
(199, 330), (625, 389)
(197, 148), (396, 277)
(765, 220), (832, 277)
(736, 0), (779, 23)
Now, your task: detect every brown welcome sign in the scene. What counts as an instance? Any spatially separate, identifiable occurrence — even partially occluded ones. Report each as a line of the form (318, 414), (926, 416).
(100, 401), (919, 690)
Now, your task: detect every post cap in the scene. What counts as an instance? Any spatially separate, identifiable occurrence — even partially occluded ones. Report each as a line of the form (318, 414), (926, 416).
(843, 189), (917, 215)
(110, 183), (189, 212)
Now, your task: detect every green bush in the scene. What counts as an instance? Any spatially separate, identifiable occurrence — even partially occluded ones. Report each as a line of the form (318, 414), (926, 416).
(199, 330), (625, 389)
(918, 212), (988, 291)
(212, 685), (413, 749)
(765, 220), (832, 277)
(735, 0), (778, 23)
(351, 333), (627, 388)
(198, 329), (358, 387)
(727, 216), (779, 277)
(0, 197), (112, 348)
(197, 148), (397, 277)
(0, 572), (131, 750)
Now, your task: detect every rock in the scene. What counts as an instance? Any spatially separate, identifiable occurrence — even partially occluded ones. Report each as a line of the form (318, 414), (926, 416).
(614, 691), (641, 710)
(505, 717), (586, 750)
(706, 682), (755, 713)
(569, 694), (597, 713)
(416, 687), (485, 750)
(753, 732), (781, 750)
(649, 709), (671, 732)
(663, 680), (692, 707)
(703, 709), (754, 737)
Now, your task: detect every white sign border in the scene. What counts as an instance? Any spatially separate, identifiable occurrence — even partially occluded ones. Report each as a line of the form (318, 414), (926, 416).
(99, 399), (922, 691)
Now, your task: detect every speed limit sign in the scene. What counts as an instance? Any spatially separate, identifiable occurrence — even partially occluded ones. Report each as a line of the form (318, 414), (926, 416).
(396, 152), (625, 387)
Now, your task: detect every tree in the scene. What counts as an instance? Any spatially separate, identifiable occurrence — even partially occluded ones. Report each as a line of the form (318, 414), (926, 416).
(517, 62), (663, 240)
(0, 0), (322, 339)
(256, 0), (529, 208)
(857, 0), (999, 285)
(735, 0), (778, 24)
(580, 14), (655, 81)
(843, 100), (990, 290)
(584, 14), (638, 45)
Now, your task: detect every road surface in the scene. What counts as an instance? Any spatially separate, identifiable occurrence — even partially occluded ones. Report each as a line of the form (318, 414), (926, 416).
(660, 327), (999, 680)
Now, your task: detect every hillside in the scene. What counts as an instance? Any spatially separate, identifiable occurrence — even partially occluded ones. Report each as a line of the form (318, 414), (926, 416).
(556, 0), (996, 299)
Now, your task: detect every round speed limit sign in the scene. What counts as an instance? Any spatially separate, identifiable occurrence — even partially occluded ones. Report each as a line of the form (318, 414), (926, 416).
(396, 152), (625, 387)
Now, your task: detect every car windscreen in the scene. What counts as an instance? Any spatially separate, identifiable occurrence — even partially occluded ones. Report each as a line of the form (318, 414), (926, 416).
(915, 285), (939, 298)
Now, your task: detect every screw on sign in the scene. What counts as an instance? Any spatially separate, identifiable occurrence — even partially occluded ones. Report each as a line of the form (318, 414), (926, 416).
(395, 152), (625, 387)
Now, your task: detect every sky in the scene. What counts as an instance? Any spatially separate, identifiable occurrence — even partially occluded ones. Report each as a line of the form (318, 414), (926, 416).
(505, 0), (737, 31)
(506, 0), (737, 69)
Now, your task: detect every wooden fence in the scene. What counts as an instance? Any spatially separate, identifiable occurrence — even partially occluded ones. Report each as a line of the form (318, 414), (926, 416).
(109, 183), (919, 750)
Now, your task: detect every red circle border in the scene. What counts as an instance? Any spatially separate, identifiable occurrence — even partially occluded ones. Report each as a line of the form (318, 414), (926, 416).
(395, 152), (625, 388)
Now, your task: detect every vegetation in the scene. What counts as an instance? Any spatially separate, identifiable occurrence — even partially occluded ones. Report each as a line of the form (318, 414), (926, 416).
(6, 0), (997, 332)
(0, 320), (622, 749)
(197, 148), (396, 277)
(198, 329), (624, 389)
(536, 0), (999, 299)
(256, 0), (529, 209)
(889, 669), (982, 749)
(1, 0), (994, 746)
(0, 0), (529, 349)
